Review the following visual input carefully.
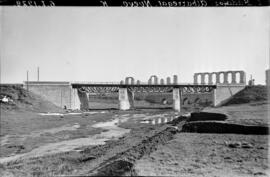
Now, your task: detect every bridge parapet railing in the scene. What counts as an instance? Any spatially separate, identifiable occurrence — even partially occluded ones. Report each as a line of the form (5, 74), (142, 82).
(216, 83), (246, 87)
(71, 82), (121, 85)
(71, 81), (217, 86)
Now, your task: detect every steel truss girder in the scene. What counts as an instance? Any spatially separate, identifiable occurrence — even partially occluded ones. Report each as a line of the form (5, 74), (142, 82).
(128, 86), (173, 93)
(182, 86), (214, 94)
(76, 85), (215, 94)
(78, 86), (119, 93)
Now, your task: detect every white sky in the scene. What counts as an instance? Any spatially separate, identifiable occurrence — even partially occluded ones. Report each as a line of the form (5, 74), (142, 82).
(1, 7), (269, 84)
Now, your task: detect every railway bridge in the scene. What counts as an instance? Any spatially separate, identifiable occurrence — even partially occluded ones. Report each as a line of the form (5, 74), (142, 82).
(71, 82), (216, 111)
(23, 70), (246, 112)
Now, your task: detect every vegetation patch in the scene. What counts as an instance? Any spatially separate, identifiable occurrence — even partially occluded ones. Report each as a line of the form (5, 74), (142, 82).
(90, 126), (178, 176)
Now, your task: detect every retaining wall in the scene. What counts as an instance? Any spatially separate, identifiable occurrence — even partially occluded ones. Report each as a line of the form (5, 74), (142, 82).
(215, 84), (246, 106)
(23, 81), (78, 109)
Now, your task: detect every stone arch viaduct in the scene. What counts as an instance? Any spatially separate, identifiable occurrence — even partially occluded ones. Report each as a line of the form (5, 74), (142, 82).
(194, 71), (246, 85)
(192, 70), (246, 106)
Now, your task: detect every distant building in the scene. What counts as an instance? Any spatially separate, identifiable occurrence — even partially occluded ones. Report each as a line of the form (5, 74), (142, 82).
(266, 69), (270, 87)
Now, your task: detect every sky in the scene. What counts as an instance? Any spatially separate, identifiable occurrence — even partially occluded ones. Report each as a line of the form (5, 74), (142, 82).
(1, 7), (269, 84)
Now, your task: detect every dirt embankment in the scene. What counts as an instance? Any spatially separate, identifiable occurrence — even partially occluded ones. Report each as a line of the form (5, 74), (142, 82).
(90, 126), (178, 176)
(223, 85), (268, 106)
(0, 85), (63, 112)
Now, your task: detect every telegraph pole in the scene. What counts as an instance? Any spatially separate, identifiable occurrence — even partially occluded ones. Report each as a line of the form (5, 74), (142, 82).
(26, 70), (29, 91)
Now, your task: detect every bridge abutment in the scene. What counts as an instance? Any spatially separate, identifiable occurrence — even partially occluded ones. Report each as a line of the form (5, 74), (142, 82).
(118, 88), (134, 110)
(173, 88), (182, 112)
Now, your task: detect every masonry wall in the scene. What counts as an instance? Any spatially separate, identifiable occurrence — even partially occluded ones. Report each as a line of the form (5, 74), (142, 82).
(24, 82), (74, 109)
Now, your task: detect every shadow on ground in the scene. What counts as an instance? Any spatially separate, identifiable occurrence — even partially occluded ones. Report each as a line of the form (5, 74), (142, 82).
(180, 112), (269, 135)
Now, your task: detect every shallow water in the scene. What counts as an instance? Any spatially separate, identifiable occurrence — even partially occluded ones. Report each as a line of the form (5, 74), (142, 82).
(38, 111), (108, 116)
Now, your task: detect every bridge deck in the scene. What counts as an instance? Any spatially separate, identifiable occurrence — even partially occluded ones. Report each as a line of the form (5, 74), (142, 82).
(71, 83), (217, 88)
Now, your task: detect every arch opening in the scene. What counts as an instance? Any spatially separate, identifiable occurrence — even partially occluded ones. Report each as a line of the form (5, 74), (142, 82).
(236, 72), (240, 83)
(149, 75), (158, 85)
(219, 73), (224, 84)
(227, 72), (232, 84)
(197, 75), (201, 84)
(212, 73), (217, 84)
(125, 77), (134, 85)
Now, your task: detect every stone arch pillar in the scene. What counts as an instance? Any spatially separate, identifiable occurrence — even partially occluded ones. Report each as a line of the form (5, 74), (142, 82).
(224, 72), (229, 84)
(166, 77), (171, 85)
(160, 79), (164, 85)
(209, 73), (213, 84)
(173, 75), (178, 84)
(239, 71), (246, 84)
(194, 74), (198, 84)
(214, 72), (220, 84)
(125, 78), (129, 84)
(231, 71), (237, 84)
(201, 74), (206, 84)
(154, 76), (158, 84)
